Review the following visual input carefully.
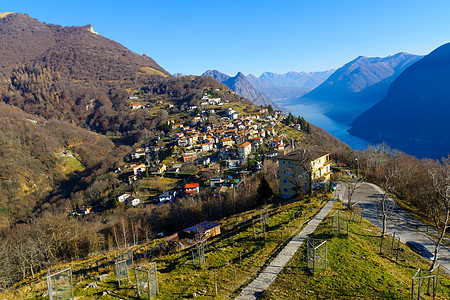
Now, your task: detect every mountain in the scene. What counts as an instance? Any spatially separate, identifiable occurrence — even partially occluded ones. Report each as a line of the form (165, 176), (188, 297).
(247, 70), (334, 100)
(202, 70), (283, 110)
(348, 43), (450, 159)
(0, 101), (118, 227)
(300, 53), (423, 123)
(0, 13), (252, 142)
(0, 13), (169, 83)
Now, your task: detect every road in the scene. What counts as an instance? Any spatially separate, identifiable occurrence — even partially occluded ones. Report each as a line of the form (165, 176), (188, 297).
(347, 182), (450, 273)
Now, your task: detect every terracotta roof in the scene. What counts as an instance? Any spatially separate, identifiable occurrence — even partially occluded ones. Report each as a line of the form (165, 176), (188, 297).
(238, 142), (251, 148)
(278, 149), (330, 161)
(185, 183), (199, 189)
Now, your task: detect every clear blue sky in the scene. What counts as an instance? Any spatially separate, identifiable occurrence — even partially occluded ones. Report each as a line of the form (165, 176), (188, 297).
(4, 0), (450, 76)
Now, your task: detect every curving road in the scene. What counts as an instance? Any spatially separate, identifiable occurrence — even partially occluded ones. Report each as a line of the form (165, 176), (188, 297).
(347, 182), (450, 273)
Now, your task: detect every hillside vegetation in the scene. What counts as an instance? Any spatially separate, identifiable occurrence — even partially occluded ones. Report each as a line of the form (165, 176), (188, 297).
(2, 199), (448, 299)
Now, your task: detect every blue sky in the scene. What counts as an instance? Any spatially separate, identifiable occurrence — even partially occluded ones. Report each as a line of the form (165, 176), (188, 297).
(4, 1), (450, 76)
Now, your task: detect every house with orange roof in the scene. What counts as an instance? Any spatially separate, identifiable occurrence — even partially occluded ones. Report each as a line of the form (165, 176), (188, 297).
(185, 183), (200, 194)
(237, 141), (252, 159)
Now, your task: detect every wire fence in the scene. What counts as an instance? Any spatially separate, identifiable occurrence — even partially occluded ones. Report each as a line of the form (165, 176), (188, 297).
(47, 268), (73, 300)
(135, 263), (158, 299)
(411, 264), (441, 300)
(115, 260), (129, 287)
(192, 240), (207, 267)
(307, 238), (327, 274)
(331, 210), (348, 236)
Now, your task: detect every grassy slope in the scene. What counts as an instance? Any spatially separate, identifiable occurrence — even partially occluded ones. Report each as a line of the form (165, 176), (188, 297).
(2, 199), (448, 299)
(1, 195), (328, 299)
(260, 202), (450, 300)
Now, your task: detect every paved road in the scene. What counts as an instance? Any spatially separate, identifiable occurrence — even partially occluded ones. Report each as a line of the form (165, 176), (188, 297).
(236, 190), (343, 299)
(348, 182), (450, 273)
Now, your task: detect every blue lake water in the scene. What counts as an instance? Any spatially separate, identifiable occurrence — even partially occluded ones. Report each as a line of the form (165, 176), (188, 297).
(277, 98), (370, 150)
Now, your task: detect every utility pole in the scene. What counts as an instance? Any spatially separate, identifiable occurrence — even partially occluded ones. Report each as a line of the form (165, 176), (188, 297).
(355, 158), (359, 178)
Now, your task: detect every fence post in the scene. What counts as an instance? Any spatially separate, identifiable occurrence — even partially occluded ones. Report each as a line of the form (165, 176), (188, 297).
(391, 232), (395, 256)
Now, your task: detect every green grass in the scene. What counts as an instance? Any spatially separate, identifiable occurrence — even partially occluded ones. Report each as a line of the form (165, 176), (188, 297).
(259, 202), (450, 300)
(2, 196), (328, 299)
(3, 198), (449, 300)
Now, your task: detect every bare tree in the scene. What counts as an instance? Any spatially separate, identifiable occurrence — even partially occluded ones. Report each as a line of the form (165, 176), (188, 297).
(283, 148), (316, 197)
(378, 157), (400, 237)
(345, 177), (362, 209)
(424, 157), (450, 270)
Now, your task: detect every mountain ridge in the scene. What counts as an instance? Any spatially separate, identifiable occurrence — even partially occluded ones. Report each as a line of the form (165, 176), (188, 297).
(348, 43), (450, 159)
(202, 70), (283, 110)
(299, 52), (423, 123)
(247, 70), (334, 100)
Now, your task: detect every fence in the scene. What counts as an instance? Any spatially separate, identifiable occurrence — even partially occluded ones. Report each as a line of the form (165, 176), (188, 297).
(135, 263), (158, 299)
(117, 248), (134, 269)
(47, 268), (74, 300)
(331, 210), (348, 236)
(307, 238), (327, 274)
(411, 264), (441, 300)
(115, 260), (129, 287)
(192, 240), (207, 267)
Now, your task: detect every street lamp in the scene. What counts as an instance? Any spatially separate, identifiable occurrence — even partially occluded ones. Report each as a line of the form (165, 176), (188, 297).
(355, 158), (359, 178)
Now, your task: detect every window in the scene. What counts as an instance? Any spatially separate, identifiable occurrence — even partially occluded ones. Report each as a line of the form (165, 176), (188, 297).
(283, 170), (286, 175)
(282, 160), (286, 165)
(283, 188), (288, 192)
(283, 179), (287, 184)
(288, 161), (291, 166)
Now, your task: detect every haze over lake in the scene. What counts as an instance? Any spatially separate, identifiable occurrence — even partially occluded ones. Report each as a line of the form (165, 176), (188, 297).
(277, 97), (370, 150)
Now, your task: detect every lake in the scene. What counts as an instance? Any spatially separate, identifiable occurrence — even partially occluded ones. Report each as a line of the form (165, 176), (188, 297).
(277, 97), (370, 150)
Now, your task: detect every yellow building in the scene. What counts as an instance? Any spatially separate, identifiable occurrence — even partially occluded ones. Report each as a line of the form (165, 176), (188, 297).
(278, 150), (331, 198)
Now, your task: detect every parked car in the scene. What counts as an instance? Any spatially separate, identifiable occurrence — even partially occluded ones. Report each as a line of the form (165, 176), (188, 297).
(405, 241), (434, 260)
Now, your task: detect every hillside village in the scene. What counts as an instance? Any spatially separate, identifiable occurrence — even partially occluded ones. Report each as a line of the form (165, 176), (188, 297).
(75, 89), (314, 214)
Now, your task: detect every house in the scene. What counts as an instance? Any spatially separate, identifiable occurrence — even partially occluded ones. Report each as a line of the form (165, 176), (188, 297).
(221, 138), (235, 147)
(184, 221), (221, 240)
(182, 152), (197, 163)
(157, 190), (177, 203)
(148, 164), (167, 175)
(209, 177), (223, 188)
(250, 137), (263, 147)
(118, 193), (140, 205)
(185, 183), (200, 194)
(201, 142), (214, 152)
(133, 163), (146, 175)
(272, 138), (283, 148)
(278, 150), (331, 199)
(131, 149), (146, 160)
(165, 221), (222, 249)
(237, 141), (252, 159)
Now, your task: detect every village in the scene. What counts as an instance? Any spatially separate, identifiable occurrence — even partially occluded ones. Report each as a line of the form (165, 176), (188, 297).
(70, 88), (330, 224)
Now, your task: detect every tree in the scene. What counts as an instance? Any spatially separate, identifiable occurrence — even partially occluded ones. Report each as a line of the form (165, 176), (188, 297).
(267, 105), (274, 114)
(423, 157), (450, 270)
(284, 148), (316, 197)
(257, 176), (273, 203)
(345, 177), (362, 209)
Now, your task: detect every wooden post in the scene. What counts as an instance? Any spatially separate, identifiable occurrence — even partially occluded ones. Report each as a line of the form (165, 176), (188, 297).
(214, 270), (218, 296)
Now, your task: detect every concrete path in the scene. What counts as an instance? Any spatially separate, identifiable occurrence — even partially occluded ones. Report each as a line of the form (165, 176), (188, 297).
(236, 187), (344, 299)
(349, 182), (450, 273)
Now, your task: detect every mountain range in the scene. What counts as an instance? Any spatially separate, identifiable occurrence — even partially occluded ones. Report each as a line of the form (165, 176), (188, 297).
(247, 70), (334, 100)
(349, 43), (450, 158)
(300, 52), (423, 123)
(202, 70), (283, 110)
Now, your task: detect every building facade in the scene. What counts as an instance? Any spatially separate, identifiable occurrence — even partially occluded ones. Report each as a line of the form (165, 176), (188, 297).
(278, 150), (331, 198)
